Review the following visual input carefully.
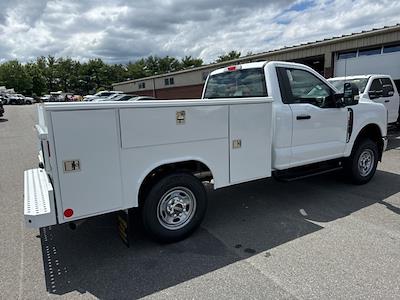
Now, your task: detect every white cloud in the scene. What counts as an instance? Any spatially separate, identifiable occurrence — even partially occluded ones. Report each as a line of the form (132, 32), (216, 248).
(0, 0), (399, 64)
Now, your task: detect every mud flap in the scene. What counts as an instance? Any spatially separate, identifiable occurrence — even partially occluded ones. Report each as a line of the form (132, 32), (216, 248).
(117, 210), (131, 247)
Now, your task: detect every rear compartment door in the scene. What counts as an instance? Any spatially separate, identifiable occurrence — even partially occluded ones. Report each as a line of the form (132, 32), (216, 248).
(51, 109), (122, 220)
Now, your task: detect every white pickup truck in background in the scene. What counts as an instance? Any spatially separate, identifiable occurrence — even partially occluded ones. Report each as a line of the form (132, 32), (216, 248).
(24, 61), (387, 243)
(328, 75), (400, 125)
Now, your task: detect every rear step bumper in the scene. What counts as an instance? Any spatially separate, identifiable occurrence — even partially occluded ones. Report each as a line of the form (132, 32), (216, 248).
(24, 168), (57, 228)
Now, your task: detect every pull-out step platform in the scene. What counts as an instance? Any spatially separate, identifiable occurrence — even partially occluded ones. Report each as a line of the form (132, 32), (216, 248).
(24, 168), (57, 228)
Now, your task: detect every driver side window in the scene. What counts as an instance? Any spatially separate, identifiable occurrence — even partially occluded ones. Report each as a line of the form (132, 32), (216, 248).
(281, 68), (334, 108)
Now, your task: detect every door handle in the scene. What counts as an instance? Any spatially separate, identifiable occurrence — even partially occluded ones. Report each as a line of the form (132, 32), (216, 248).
(384, 100), (390, 103)
(296, 115), (311, 120)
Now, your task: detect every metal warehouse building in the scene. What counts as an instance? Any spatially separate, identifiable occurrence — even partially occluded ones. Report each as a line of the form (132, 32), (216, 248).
(113, 24), (400, 99)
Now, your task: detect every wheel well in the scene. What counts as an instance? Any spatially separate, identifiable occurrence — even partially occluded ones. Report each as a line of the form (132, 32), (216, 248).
(138, 160), (213, 206)
(353, 124), (384, 159)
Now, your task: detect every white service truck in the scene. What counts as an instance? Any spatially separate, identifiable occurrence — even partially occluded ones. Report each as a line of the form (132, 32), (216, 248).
(24, 61), (388, 242)
(328, 75), (400, 125)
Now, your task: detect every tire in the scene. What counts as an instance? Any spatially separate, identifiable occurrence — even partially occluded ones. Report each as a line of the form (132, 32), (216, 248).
(344, 138), (379, 185)
(142, 172), (207, 243)
(26, 100), (32, 105)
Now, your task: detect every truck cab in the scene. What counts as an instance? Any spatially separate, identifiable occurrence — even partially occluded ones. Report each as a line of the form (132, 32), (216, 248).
(328, 75), (400, 125)
(203, 61), (387, 171)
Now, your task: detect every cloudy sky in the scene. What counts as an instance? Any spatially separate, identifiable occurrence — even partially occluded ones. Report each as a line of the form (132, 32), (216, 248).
(0, 0), (399, 64)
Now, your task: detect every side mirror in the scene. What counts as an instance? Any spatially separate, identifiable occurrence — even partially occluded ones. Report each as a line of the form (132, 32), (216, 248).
(382, 85), (394, 97)
(343, 82), (359, 106)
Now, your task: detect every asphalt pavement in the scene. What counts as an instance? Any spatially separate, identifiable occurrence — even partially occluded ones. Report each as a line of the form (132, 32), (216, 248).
(0, 104), (400, 299)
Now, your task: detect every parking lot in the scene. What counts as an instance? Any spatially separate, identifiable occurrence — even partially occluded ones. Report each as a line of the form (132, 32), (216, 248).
(1, 104), (400, 299)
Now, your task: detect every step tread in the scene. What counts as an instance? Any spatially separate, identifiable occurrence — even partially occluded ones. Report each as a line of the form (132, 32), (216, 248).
(24, 168), (52, 216)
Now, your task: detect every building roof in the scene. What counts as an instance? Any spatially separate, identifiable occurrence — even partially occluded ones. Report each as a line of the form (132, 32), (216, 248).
(113, 23), (400, 86)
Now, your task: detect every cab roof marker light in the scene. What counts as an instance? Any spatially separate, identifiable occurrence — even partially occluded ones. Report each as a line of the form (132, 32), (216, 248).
(226, 65), (242, 72)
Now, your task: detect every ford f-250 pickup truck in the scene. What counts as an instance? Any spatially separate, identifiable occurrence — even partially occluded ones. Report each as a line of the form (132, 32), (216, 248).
(24, 61), (387, 243)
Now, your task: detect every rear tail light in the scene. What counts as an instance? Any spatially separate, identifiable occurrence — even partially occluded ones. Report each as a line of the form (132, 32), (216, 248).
(64, 209), (74, 218)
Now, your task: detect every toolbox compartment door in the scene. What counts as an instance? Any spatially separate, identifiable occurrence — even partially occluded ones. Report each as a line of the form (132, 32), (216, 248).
(51, 109), (122, 220)
(229, 102), (272, 184)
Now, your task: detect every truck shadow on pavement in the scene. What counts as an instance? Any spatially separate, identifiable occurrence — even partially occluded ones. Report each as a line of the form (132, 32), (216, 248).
(386, 129), (400, 150)
(39, 168), (400, 299)
(40, 131), (400, 299)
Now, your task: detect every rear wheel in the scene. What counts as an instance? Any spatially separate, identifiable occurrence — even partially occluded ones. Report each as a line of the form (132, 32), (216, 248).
(344, 138), (378, 184)
(142, 172), (207, 243)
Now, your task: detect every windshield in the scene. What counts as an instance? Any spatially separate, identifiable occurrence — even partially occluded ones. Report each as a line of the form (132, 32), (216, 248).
(204, 68), (267, 99)
(329, 78), (368, 93)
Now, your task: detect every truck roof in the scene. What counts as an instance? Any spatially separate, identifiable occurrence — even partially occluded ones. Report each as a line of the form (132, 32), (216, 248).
(209, 60), (318, 76)
(328, 74), (392, 80)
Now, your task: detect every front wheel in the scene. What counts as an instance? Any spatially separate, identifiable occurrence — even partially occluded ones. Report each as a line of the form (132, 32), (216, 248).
(344, 138), (378, 185)
(142, 172), (207, 243)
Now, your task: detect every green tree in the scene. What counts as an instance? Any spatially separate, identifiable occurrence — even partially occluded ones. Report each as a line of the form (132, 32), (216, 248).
(126, 59), (148, 80)
(43, 55), (60, 92)
(158, 56), (180, 73)
(216, 50), (241, 63)
(55, 57), (80, 92)
(145, 56), (161, 75)
(25, 62), (47, 96)
(180, 56), (203, 69)
(108, 64), (128, 84)
(0, 60), (32, 94)
(0, 53), (217, 96)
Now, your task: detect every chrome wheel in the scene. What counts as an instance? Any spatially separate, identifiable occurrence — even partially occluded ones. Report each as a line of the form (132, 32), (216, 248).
(157, 187), (197, 230)
(358, 149), (374, 177)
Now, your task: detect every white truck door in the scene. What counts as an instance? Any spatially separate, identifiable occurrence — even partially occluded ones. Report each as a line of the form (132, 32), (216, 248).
(277, 67), (348, 167)
(51, 109), (123, 221)
(367, 78), (399, 123)
(381, 78), (399, 123)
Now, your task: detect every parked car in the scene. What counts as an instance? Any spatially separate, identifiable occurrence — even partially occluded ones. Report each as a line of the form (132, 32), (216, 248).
(92, 94), (136, 102)
(328, 75), (400, 125)
(83, 91), (123, 101)
(0, 94), (10, 105)
(24, 96), (35, 105)
(0, 98), (4, 117)
(8, 94), (24, 105)
(129, 96), (157, 101)
(40, 95), (51, 102)
(24, 61), (387, 244)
